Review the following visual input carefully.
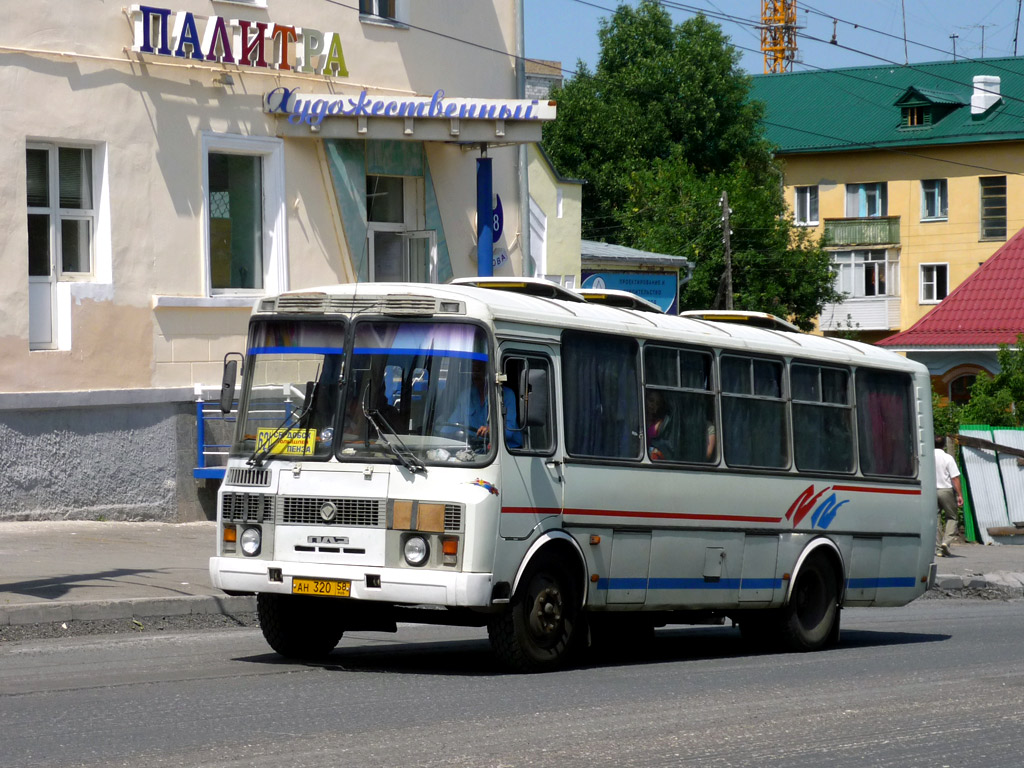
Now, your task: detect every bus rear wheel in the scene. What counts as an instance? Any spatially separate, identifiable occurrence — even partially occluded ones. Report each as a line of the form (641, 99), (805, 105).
(257, 593), (344, 660)
(778, 553), (839, 652)
(488, 557), (581, 673)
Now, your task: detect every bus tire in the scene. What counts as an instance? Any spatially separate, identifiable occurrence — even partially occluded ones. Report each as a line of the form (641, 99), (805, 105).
(488, 556), (581, 673)
(257, 593), (344, 660)
(778, 553), (839, 652)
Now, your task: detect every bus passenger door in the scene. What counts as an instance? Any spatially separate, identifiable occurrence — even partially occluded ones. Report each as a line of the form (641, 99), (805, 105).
(498, 348), (563, 539)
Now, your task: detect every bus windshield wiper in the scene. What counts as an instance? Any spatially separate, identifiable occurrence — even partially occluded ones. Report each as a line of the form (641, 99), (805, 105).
(248, 381), (317, 467)
(362, 403), (425, 474)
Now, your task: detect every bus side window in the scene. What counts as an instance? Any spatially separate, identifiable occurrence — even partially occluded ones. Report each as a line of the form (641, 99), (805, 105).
(502, 355), (554, 454)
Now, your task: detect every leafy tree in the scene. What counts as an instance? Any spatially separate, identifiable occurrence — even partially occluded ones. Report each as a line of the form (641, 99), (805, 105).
(542, 2), (840, 328)
(959, 335), (1024, 427)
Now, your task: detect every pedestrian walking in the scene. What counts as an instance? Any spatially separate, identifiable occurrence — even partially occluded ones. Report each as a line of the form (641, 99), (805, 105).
(934, 435), (963, 557)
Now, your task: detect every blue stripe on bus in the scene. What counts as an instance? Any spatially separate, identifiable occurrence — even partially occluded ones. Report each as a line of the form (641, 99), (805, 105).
(248, 346), (345, 355)
(846, 577), (917, 589)
(352, 347), (488, 360)
(596, 577), (914, 591)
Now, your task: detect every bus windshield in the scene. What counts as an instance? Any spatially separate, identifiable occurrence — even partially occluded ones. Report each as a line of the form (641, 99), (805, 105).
(339, 321), (495, 466)
(232, 319), (346, 462)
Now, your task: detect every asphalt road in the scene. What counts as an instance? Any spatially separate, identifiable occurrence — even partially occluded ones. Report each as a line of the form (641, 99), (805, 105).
(2, 599), (1022, 768)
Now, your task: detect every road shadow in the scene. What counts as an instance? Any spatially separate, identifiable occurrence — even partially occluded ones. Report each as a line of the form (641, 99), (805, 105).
(234, 623), (949, 676)
(0, 568), (188, 600)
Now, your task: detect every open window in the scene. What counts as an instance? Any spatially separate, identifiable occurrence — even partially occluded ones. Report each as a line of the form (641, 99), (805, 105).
(501, 355), (554, 454)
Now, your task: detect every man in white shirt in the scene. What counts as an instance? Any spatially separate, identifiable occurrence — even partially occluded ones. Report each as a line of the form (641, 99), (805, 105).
(934, 435), (963, 557)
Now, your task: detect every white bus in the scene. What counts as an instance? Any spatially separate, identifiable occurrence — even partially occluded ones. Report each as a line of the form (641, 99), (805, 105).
(210, 280), (937, 672)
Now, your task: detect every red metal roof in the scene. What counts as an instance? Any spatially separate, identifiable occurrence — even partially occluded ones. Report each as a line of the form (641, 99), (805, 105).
(877, 227), (1024, 348)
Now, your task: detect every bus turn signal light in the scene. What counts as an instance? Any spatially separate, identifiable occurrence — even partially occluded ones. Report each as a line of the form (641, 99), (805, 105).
(223, 527), (237, 542)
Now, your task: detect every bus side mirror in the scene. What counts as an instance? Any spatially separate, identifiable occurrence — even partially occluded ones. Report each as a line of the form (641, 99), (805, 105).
(518, 367), (548, 428)
(220, 353), (243, 414)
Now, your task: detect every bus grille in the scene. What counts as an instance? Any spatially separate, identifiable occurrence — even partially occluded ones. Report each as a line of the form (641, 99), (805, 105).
(222, 492), (275, 523)
(280, 497), (386, 527)
(225, 467), (271, 487)
(444, 504), (463, 531)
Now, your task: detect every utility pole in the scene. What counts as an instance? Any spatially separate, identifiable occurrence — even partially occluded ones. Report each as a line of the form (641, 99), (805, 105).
(721, 191), (733, 310)
(950, 33), (959, 60)
(1015, 0), (1022, 56)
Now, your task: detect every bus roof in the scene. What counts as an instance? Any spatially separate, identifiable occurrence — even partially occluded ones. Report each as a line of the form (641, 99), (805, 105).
(261, 282), (923, 373)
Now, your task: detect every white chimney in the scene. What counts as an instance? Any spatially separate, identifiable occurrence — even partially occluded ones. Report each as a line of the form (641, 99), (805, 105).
(971, 75), (1001, 114)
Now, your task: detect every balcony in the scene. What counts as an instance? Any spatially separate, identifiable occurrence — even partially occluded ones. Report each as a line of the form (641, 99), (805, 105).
(818, 297), (901, 332)
(823, 217), (900, 247)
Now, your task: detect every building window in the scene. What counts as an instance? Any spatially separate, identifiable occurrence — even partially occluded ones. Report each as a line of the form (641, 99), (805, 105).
(359, 0), (407, 23)
(921, 179), (948, 221)
(794, 185), (819, 226)
(832, 250), (899, 298)
(980, 176), (1007, 240)
(367, 175), (436, 282)
(845, 182), (888, 218)
(27, 142), (104, 350)
(920, 263), (949, 303)
(949, 374), (977, 405)
(27, 145), (95, 280)
(902, 106), (930, 127)
(202, 133), (286, 296)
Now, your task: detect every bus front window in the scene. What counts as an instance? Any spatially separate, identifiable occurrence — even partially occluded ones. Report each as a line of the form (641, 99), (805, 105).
(233, 319), (346, 462)
(340, 321), (495, 466)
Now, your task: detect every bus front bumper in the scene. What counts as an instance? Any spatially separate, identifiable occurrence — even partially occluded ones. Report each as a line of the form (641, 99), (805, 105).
(209, 556), (495, 608)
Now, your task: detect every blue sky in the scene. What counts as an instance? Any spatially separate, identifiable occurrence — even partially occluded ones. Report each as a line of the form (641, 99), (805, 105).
(524, 0), (1024, 79)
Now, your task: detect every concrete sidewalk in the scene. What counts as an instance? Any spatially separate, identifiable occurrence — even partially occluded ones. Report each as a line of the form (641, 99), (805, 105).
(1, 521), (1022, 627)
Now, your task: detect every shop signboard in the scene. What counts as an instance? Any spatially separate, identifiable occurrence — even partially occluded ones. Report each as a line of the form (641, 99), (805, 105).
(581, 271), (679, 314)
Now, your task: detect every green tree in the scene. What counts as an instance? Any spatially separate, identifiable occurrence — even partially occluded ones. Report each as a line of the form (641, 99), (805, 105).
(542, 2), (840, 328)
(959, 335), (1024, 427)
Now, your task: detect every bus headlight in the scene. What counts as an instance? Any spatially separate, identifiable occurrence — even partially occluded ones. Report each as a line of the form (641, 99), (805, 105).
(240, 526), (262, 557)
(403, 536), (429, 566)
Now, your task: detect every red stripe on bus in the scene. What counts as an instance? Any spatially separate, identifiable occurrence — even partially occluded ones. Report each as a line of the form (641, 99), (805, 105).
(831, 485), (921, 496)
(502, 507), (783, 524)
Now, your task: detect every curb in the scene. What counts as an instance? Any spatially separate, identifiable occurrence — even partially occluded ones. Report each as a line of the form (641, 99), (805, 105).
(931, 572), (1024, 597)
(0, 595), (256, 627)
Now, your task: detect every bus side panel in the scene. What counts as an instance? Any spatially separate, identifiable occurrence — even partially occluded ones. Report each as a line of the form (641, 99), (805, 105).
(875, 536), (927, 606)
(845, 536), (883, 605)
(645, 530), (744, 609)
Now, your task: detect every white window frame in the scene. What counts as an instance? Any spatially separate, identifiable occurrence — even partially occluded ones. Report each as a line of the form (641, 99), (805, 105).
(831, 249), (900, 299)
(845, 182), (888, 218)
(27, 142), (98, 282)
(921, 179), (948, 221)
(200, 132), (286, 298)
(27, 140), (110, 351)
(367, 175), (435, 282)
(794, 185), (819, 226)
(920, 263), (949, 304)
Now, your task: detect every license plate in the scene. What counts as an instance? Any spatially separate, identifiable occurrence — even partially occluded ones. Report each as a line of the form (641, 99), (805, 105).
(291, 577), (351, 598)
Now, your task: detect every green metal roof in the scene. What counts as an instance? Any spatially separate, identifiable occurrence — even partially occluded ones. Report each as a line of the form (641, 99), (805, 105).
(749, 57), (1024, 154)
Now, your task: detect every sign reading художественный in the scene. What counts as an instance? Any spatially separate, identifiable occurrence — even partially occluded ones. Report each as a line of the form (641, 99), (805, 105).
(264, 87), (557, 128)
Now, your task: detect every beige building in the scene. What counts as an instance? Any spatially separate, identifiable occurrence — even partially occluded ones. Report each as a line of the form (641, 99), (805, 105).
(0, 0), (545, 520)
(751, 59), (1024, 344)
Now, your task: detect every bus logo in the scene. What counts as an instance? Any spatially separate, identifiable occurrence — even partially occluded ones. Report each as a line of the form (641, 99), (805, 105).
(786, 485), (849, 530)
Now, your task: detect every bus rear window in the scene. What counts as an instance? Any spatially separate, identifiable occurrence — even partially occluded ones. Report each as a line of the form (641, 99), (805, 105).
(856, 368), (916, 477)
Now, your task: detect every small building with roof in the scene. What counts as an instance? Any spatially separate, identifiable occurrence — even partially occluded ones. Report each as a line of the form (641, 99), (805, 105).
(876, 226), (1024, 402)
(750, 58), (1024, 340)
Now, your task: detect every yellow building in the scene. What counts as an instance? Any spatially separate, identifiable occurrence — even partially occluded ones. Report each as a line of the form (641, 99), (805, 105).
(751, 59), (1024, 343)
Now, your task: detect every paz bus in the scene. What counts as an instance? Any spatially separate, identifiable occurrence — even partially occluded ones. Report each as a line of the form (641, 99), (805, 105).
(209, 280), (937, 672)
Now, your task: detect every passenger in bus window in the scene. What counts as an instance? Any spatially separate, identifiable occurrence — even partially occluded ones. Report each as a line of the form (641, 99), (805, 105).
(645, 390), (671, 460)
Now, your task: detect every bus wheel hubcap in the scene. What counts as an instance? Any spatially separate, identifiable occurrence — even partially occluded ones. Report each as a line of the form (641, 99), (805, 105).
(531, 586), (562, 636)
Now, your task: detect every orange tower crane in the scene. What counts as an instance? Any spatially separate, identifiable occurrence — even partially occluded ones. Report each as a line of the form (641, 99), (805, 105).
(761, 0), (798, 74)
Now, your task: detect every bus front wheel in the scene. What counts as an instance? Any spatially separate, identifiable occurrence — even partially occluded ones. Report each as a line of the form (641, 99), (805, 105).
(488, 556), (581, 673)
(778, 553), (839, 651)
(257, 593), (344, 660)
